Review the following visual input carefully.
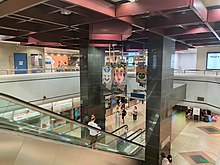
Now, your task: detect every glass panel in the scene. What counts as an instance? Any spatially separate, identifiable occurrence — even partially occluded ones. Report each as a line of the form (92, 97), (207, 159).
(0, 97), (145, 160)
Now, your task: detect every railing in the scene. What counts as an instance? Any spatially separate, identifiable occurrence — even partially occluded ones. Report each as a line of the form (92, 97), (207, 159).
(0, 66), (80, 75)
(174, 69), (220, 76)
(0, 92), (145, 160)
(111, 124), (128, 134)
(126, 129), (143, 139)
(130, 129), (146, 141)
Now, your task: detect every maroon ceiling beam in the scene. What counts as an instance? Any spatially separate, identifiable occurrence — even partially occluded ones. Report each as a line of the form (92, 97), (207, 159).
(190, 0), (220, 41)
(0, 0), (49, 18)
(63, 0), (115, 17)
(208, 9), (220, 22)
(190, 0), (207, 21)
(116, 0), (191, 17)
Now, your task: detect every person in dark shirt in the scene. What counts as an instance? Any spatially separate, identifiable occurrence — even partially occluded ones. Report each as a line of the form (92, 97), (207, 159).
(167, 154), (172, 164)
(121, 108), (127, 124)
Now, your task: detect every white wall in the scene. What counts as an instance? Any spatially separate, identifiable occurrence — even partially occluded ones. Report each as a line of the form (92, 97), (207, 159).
(197, 45), (220, 70)
(0, 71), (143, 104)
(174, 52), (197, 70)
(174, 74), (220, 113)
(0, 72), (80, 104)
(0, 42), (44, 74)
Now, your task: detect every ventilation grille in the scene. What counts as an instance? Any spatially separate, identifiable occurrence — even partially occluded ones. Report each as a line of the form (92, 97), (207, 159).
(197, 97), (204, 101)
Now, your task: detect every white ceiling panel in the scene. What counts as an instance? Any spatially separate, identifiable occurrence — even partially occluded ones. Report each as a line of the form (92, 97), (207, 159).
(202, 0), (220, 7)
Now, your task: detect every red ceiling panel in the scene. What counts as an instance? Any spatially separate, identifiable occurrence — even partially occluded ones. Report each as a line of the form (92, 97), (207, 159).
(208, 9), (220, 22)
(191, 0), (207, 21)
(63, 0), (115, 17)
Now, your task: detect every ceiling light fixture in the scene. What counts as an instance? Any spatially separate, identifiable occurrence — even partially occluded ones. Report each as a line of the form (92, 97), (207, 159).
(178, 25), (184, 28)
(61, 9), (71, 15)
(129, 0), (137, 2)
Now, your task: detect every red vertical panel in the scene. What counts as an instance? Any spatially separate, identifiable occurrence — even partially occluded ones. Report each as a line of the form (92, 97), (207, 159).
(191, 0), (207, 21)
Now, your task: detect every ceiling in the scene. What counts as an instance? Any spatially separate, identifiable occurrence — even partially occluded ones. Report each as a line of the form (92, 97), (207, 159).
(202, 0), (220, 7)
(0, 0), (220, 50)
(105, 0), (129, 4)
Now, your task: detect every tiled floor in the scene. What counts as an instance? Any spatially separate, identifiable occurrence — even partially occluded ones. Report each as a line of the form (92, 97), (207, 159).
(105, 101), (146, 134)
(171, 116), (220, 165)
(105, 102), (220, 164)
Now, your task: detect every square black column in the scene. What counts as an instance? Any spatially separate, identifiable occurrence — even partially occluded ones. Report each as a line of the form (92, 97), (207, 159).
(80, 46), (105, 129)
(143, 36), (175, 164)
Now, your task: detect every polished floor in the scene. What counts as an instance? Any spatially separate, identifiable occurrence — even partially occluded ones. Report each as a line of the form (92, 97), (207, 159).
(105, 102), (220, 164)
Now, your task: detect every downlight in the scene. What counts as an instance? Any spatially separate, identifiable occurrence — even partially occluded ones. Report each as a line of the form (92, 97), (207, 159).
(60, 9), (71, 15)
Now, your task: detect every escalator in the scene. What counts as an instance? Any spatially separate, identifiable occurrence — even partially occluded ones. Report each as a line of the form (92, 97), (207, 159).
(0, 93), (145, 165)
(111, 124), (128, 136)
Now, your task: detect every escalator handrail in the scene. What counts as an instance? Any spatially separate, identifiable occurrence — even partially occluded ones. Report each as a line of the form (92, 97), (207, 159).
(0, 92), (145, 148)
(130, 129), (146, 141)
(111, 124), (128, 134)
(126, 128), (142, 139)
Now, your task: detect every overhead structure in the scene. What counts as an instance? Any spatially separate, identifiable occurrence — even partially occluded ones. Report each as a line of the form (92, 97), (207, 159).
(0, 0), (220, 49)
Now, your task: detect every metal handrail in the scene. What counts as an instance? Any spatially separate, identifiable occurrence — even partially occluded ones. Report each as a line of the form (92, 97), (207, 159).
(179, 69), (220, 76)
(0, 92), (144, 147)
(130, 129), (146, 141)
(126, 128), (142, 139)
(111, 124), (128, 134)
(0, 67), (80, 75)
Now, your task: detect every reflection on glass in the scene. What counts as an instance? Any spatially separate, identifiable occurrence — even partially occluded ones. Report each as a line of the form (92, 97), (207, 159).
(0, 95), (145, 160)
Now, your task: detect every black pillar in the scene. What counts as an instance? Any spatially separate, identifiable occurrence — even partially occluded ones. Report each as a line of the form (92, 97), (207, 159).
(143, 36), (175, 164)
(80, 46), (105, 129)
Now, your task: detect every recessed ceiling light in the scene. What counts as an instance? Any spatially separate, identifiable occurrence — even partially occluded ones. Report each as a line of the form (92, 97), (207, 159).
(178, 25), (184, 28)
(129, 0), (137, 2)
(61, 9), (71, 15)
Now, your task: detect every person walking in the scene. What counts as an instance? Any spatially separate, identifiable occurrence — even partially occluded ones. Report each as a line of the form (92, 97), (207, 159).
(74, 107), (80, 121)
(115, 108), (121, 127)
(88, 115), (101, 149)
(121, 108), (127, 124)
(167, 154), (172, 164)
(161, 153), (170, 165)
(133, 106), (138, 121)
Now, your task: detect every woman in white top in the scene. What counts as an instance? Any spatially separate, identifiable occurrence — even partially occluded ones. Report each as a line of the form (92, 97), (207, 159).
(161, 152), (170, 165)
(88, 115), (101, 149)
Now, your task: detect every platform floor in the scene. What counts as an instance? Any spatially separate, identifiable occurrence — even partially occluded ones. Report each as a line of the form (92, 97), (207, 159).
(105, 102), (220, 164)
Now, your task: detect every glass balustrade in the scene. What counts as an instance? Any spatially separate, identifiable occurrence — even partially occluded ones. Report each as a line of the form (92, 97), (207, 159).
(0, 93), (145, 160)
